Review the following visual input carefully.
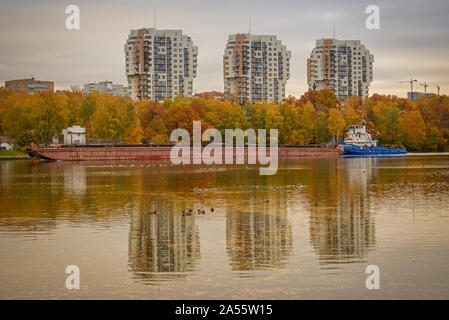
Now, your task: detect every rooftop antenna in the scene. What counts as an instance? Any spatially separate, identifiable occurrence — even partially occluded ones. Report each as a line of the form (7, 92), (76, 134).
(249, 16), (251, 34)
(333, 23), (336, 39)
(153, 9), (156, 28)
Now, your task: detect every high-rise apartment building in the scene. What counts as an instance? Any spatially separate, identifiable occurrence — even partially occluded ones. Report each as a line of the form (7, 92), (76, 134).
(307, 39), (374, 100)
(124, 27), (198, 101)
(223, 33), (291, 104)
(84, 81), (125, 96)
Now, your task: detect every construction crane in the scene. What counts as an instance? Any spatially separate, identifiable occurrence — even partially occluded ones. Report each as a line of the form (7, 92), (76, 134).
(400, 77), (418, 95)
(419, 82), (429, 94)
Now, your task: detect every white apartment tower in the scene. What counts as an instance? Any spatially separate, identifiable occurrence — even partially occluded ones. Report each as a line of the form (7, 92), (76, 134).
(307, 39), (374, 101)
(124, 28), (198, 101)
(223, 33), (291, 104)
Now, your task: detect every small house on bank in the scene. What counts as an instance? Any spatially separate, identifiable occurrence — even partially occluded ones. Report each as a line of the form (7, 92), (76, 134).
(0, 136), (14, 150)
(60, 126), (87, 145)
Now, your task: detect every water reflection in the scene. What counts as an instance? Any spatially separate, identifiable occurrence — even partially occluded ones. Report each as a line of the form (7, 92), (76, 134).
(63, 165), (87, 195)
(308, 158), (375, 265)
(1, 156), (449, 298)
(226, 205), (292, 272)
(128, 206), (200, 284)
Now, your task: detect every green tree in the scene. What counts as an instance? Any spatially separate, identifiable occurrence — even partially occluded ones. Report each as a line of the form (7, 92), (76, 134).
(314, 111), (330, 143)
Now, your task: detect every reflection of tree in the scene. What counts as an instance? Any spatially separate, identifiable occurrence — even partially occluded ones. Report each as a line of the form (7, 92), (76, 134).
(226, 208), (292, 271)
(308, 158), (375, 264)
(128, 208), (200, 284)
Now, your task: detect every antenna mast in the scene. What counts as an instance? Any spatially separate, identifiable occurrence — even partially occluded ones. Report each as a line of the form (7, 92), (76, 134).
(154, 9), (156, 28)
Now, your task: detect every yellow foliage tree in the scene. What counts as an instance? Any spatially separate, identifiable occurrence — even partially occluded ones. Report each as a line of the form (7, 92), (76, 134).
(327, 108), (346, 140)
(124, 125), (144, 144)
(399, 108), (426, 150)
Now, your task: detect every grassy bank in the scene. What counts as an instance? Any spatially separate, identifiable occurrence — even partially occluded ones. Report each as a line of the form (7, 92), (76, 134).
(0, 149), (28, 157)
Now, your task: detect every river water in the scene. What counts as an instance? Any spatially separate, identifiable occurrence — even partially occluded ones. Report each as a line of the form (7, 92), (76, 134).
(1, 155), (448, 299)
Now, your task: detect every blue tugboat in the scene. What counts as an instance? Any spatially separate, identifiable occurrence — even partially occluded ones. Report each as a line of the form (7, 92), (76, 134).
(339, 120), (407, 156)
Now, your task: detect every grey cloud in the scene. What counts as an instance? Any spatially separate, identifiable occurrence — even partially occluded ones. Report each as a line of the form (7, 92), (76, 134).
(0, 0), (448, 97)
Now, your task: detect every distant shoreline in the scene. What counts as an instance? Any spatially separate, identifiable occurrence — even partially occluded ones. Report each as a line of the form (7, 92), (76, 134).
(0, 156), (31, 160)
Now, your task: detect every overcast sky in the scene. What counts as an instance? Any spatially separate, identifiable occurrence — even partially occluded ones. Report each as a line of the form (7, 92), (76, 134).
(1, 0), (448, 97)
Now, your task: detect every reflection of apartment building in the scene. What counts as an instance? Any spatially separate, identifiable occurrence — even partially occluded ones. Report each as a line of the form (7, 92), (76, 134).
(307, 39), (374, 100)
(83, 81), (125, 96)
(226, 210), (292, 271)
(5, 77), (54, 94)
(223, 33), (291, 104)
(309, 158), (375, 264)
(128, 209), (200, 283)
(124, 27), (198, 101)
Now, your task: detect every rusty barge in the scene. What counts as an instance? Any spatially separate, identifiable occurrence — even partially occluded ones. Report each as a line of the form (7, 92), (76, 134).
(27, 144), (343, 162)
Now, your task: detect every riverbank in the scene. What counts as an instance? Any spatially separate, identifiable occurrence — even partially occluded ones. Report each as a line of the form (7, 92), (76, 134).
(0, 150), (31, 160)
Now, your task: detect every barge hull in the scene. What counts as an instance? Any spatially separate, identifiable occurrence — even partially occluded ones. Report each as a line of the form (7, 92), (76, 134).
(28, 145), (342, 162)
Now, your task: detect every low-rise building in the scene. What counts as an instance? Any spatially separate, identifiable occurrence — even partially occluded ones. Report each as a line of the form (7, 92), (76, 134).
(407, 92), (436, 101)
(84, 81), (125, 96)
(61, 126), (87, 145)
(0, 136), (14, 150)
(5, 77), (54, 94)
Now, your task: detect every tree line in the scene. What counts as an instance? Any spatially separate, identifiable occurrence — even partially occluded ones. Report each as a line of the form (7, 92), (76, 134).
(0, 87), (448, 151)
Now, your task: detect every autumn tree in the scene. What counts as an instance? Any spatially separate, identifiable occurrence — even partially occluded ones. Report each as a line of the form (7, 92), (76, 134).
(145, 116), (169, 144)
(399, 108), (426, 150)
(206, 100), (248, 135)
(32, 92), (68, 143)
(314, 111), (330, 143)
(124, 124), (144, 144)
(327, 108), (346, 140)
(297, 102), (315, 145)
(300, 89), (340, 113)
(79, 93), (97, 138)
(278, 102), (300, 144)
(373, 102), (404, 145)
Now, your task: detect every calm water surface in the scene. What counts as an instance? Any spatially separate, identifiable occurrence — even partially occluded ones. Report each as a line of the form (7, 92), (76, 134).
(1, 155), (449, 299)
